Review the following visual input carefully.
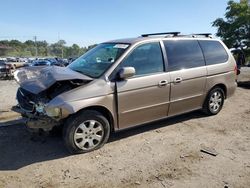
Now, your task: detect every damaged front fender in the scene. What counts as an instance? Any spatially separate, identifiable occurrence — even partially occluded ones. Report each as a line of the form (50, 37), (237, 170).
(13, 66), (94, 131)
(14, 66), (93, 115)
(12, 105), (60, 131)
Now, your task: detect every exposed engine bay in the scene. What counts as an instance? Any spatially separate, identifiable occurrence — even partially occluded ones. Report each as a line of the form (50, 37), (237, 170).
(12, 66), (92, 131)
(16, 79), (88, 114)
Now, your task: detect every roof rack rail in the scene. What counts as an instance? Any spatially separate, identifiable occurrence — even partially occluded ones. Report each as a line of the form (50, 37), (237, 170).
(191, 33), (212, 37)
(141, 32), (180, 37)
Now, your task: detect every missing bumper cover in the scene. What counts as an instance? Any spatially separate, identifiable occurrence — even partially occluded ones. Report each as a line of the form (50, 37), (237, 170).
(12, 105), (60, 131)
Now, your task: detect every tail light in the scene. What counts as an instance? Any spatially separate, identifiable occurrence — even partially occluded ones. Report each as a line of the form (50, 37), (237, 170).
(234, 65), (237, 75)
(234, 65), (240, 75)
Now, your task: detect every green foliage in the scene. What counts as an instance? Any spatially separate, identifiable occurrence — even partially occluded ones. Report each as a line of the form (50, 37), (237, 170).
(0, 48), (8, 56)
(212, 0), (250, 49)
(0, 39), (97, 58)
(246, 48), (250, 62)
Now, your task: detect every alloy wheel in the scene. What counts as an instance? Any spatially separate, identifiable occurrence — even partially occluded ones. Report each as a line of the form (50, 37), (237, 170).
(74, 120), (104, 151)
(209, 91), (222, 113)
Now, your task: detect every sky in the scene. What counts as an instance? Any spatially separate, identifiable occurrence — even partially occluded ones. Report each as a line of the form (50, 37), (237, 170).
(0, 0), (231, 47)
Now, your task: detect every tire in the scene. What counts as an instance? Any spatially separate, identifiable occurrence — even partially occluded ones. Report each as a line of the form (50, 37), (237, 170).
(63, 110), (110, 154)
(203, 87), (225, 115)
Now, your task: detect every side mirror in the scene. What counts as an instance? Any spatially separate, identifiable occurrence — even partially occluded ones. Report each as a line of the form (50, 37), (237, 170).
(118, 67), (135, 79)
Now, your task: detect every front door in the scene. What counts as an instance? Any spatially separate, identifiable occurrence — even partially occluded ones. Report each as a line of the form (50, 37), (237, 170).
(115, 42), (171, 129)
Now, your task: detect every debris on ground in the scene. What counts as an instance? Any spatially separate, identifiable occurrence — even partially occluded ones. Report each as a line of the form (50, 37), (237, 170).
(180, 154), (190, 158)
(135, 181), (141, 185)
(200, 145), (218, 156)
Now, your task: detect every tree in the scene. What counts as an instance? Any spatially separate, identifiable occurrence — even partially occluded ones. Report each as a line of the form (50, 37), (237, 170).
(0, 39), (95, 58)
(0, 40), (10, 56)
(24, 40), (35, 46)
(49, 40), (66, 57)
(57, 40), (66, 46)
(212, 0), (250, 49)
(87, 44), (97, 51)
(64, 44), (80, 58)
(0, 45), (10, 56)
(58, 40), (66, 58)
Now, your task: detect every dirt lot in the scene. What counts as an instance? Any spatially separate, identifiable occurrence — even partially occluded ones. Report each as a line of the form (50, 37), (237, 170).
(0, 80), (19, 121)
(0, 68), (250, 188)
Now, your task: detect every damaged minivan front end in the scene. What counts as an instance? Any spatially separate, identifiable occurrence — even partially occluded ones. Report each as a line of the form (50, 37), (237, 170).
(11, 42), (131, 154)
(12, 66), (93, 131)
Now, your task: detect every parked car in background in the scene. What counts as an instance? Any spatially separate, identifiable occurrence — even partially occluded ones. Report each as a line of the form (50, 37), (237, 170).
(46, 58), (68, 67)
(68, 57), (78, 65)
(30, 60), (54, 66)
(13, 32), (237, 154)
(6, 58), (28, 68)
(0, 60), (12, 78)
(54, 58), (69, 66)
(27, 58), (37, 64)
(44, 58), (57, 63)
(6, 57), (17, 62)
(230, 48), (246, 69)
(0, 57), (7, 61)
(18, 57), (29, 63)
(30, 58), (68, 67)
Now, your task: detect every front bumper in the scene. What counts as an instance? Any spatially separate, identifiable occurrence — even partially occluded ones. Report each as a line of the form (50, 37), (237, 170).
(0, 72), (8, 77)
(12, 105), (60, 131)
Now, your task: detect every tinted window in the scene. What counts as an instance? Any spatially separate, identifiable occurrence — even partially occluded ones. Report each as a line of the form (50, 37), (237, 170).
(164, 40), (205, 71)
(199, 40), (228, 65)
(120, 42), (164, 76)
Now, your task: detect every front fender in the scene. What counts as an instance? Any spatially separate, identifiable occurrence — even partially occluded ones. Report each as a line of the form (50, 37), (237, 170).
(48, 94), (116, 120)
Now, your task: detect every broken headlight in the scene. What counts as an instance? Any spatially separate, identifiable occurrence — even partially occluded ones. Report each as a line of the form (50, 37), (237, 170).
(35, 102), (46, 114)
(45, 107), (61, 117)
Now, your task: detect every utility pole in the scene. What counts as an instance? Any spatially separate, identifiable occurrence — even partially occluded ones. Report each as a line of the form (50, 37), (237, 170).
(34, 36), (38, 57)
(58, 32), (63, 58)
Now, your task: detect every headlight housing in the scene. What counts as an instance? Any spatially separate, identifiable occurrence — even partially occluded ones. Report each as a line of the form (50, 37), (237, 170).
(35, 102), (46, 113)
(45, 107), (61, 117)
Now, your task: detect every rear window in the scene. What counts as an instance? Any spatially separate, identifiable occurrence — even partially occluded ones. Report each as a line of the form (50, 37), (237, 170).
(164, 40), (205, 71)
(199, 40), (228, 65)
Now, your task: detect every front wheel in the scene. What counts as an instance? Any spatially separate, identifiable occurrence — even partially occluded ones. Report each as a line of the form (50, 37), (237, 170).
(63, 110), (110, 154)
(203, 87), (225, 115)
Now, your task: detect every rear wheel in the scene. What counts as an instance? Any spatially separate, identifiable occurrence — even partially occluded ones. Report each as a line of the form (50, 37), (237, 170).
(63, 110), (110, 154)
(203, 87), (225, 115)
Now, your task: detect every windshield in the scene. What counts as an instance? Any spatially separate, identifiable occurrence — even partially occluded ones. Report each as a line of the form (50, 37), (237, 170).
(68, 43), (129, 78)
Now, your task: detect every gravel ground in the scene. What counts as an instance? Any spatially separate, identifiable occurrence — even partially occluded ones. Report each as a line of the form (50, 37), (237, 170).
(0, 68), (250, 188)
(0, 80), (19, 121)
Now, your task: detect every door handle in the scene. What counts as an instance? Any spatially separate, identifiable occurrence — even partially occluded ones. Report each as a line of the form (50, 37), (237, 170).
(174, 77), (182, 83)
(158, 80), (168, 87)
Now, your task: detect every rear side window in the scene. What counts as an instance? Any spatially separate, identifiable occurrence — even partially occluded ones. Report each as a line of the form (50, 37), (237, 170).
(164, 40), (205, 71)
(199, 40), (228, 65)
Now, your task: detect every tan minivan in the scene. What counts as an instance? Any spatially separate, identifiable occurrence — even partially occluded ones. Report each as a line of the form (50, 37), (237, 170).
(13, 32), (237, 154)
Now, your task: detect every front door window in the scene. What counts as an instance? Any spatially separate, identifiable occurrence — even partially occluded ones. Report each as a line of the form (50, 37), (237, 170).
(120, 42), (164, 76)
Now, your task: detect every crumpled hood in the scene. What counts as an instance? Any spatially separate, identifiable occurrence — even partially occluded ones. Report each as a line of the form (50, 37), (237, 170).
(14, 66), (93, 94)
